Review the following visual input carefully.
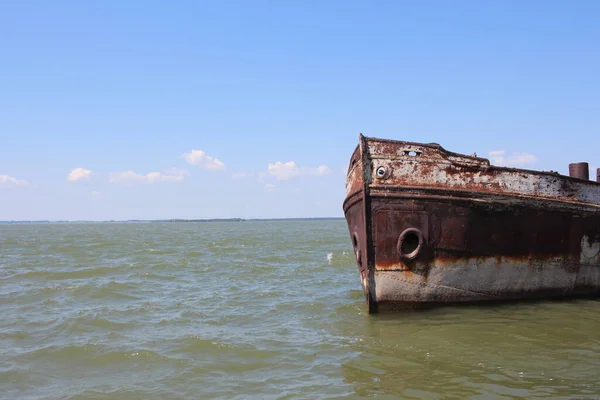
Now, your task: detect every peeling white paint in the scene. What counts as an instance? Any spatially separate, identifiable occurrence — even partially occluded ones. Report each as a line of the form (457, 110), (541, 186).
(375, 256), (600, 304)
(581, 235), (600, 262)
(365, 137), (600, 207)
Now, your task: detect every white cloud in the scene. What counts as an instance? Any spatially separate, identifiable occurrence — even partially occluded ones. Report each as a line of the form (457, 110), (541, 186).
(488, 150), (537, 167)
(310, 165), (332, 176)
(109, 168), (189, 184)
(268, 161), (299, 180)
(91, 191), (103, 198)
(182, 149), (225, 171)
(264, 183), (276, 191)
(267, 161), (332, 181)
(0, 174), (28, 188)
(67, 167), (92, 182)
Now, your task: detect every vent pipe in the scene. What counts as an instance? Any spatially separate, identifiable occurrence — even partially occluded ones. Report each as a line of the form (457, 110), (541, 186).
(569, 162), (589, 180)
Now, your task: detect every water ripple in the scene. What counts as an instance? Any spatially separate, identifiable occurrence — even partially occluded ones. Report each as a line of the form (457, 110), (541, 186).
(1, 221), (599, 399)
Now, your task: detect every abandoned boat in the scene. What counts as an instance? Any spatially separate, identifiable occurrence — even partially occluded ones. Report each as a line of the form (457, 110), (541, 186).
(343, 134), (600, 313)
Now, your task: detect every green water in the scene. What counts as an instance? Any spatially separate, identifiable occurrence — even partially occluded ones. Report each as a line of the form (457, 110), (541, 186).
(1, 220), (599, 399)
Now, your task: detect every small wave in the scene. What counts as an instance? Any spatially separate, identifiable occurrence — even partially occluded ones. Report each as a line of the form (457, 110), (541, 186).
(172, 335), (236, 354)
(72, 281), (141, 301)
(66, 388), (185, 400)
(52, 266), (123, 280)
(0, 330), (29, 340)
(90, 349), (171, 364)
(53, 315), (134, 334)
(20, 343), (176, 367)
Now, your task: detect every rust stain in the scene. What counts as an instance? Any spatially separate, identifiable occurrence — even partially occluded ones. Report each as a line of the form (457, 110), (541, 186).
(344, 133), (600, 313)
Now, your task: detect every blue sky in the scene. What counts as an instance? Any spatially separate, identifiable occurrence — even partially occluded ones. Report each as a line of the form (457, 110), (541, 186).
(1, 1), (599, 220)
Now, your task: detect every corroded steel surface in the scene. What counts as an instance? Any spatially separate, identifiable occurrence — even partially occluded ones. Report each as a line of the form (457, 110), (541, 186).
(343, 134), (600, 313)
(569, 162), (590, 180)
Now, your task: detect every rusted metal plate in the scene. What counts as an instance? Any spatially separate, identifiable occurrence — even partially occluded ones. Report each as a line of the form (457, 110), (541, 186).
(365, 137), (600, 203)
(344, 133), (600, 313)
(570, 162), (590, 180)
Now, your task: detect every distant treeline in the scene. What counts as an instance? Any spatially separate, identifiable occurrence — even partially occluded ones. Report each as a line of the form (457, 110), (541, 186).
(0, 217), (344, 224)
(147, 218), (246, 223)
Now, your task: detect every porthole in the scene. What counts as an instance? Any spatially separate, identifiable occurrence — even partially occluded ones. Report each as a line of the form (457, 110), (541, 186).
(397, 228), (424, 261)
(375, 166), (388, 179)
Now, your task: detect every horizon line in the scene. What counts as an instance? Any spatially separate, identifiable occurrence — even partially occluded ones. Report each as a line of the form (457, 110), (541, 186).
(0, 217), (345, 224)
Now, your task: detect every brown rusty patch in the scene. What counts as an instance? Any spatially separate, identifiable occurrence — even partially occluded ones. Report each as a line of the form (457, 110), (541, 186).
(345, 134), (600, 313)
(371, 196), (599, 265)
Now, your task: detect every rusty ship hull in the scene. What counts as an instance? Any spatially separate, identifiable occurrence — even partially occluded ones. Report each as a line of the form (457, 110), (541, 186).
(343, 134), (600, 313)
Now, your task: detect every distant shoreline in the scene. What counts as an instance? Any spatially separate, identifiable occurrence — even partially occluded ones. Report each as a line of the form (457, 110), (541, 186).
(0, 217), (345, 224)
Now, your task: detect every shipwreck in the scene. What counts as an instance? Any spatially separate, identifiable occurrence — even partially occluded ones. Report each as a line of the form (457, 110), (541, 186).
(343, 134), (600, 313)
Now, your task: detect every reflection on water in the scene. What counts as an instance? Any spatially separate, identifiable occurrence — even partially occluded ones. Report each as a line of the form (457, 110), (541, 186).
(341, 301), (600, 399)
